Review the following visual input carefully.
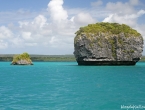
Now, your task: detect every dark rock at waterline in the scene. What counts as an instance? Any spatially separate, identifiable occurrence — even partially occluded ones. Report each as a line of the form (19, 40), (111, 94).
(11, 59), (33, 65)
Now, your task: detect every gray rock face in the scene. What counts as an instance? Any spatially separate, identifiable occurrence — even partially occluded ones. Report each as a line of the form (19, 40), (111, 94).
(11, 59), (33, 65)
(74, 33), (143, 65)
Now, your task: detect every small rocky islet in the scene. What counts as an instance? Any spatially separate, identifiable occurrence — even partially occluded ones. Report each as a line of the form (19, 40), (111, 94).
(74, 22), (144, 65)
(11, 52), (33, 65)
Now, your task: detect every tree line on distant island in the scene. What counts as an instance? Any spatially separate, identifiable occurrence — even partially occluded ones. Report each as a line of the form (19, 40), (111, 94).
(0, 54), (145, 62)
(0, 54), (76, 62)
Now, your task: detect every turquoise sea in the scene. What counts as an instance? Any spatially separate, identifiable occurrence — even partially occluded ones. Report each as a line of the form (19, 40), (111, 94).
(0, 62), (145, 110)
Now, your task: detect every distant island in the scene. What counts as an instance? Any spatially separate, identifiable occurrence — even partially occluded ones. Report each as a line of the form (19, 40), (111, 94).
(0, 54), (76, 62)
(0, 54), (145, 62)
(74, 22), (144, 65)
(11, 52), (33, 65)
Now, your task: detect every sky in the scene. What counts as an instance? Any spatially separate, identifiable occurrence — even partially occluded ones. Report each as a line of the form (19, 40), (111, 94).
(0, 0), (145, 55)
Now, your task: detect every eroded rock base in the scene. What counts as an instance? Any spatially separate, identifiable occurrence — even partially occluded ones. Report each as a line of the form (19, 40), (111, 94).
(77, 61), (137, 66)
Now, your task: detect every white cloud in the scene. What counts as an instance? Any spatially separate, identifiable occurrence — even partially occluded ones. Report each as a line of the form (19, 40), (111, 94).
(129, 0), (139, 6)
(137, 10), (145, 16)
(19, 15), (48, 30)
(0, 40), (8, 49)
(73, 12), (97, 26)
(0, 26), (13, 39)
(0, 0), (99, 52)
(21, 32), (32, 40)
(106, 2), (135, 14)
(0, 0), (145, 54)
(91, 0), (103, 7)
(18, 15), (52, 43)
(47, 0), (68, 22)
(0, 10), (38, 26)
(10, 37), (25, 48)
(103, 10), (145, 27)
(104, 1), (145, 28)
(25, 43), (37, 47)
(32, 15), (47, 28)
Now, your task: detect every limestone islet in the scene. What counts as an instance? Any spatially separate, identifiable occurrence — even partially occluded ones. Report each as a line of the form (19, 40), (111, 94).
(74, 22), (144, 65)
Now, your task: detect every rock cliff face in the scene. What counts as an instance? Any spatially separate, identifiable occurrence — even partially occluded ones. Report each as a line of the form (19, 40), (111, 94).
(11, 59), (33, 65)
(11, 53), (33, 65)
(74, 23), (143, 65)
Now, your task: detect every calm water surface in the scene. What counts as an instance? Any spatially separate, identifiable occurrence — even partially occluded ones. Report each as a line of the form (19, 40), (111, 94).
(0, 62), (145, 110)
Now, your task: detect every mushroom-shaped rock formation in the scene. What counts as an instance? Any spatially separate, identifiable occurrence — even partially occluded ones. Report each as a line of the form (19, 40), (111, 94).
(74, 22), (144, 65)
(11, 52), (33, 65)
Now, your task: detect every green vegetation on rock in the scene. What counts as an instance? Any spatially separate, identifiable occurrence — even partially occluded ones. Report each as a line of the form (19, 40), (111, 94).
(12, 52), (32, 64)
(75, 22), (141, 43)
(75, 22), (141, 36)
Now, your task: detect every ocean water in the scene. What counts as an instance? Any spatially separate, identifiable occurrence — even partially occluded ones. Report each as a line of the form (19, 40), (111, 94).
(0, 62), (145, 110)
